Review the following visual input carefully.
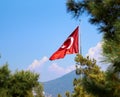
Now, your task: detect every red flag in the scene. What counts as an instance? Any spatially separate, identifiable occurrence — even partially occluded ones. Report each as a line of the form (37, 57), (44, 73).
(49, 26), (79, 60)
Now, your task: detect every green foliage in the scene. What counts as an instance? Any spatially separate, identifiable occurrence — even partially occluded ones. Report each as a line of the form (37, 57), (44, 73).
(0, 64), (11, 97)
(9, 70), (39, 97)
(66, 1), (120, 97)
(73, 54), (107, 97)
(64, 54), (120, 97)
(33, 83), (45, 97)
(102, 20), (120, 71)
(105, 67), (120, 97)
(0, 64), (44, 97)
(65, 91), (70, 97)
(66, 0), (120, 71)
(66, 0), (120, 35)
(58, 93), (62, 97)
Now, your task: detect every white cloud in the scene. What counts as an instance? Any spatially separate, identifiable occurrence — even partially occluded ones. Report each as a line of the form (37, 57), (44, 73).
(27, 56), (76, 81)
(49, 63), (75, 75)
(27, 56), (49, 71)
(86, 42), (102, 60)
(86, 42), (109, 70)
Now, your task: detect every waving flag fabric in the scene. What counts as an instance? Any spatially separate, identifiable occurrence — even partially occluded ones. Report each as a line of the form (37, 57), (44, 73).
(49, 26), (79, 60)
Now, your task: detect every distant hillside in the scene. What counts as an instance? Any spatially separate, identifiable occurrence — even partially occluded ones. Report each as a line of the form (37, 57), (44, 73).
(43, 70), (79, 97)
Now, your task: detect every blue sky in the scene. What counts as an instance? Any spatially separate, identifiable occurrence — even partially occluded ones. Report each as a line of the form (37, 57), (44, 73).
(0, 0), (104, 82)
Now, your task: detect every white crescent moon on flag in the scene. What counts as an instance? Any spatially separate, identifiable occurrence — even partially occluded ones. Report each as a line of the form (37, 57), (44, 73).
(61, 37), (74, 49)
(67, 37), (74, 49)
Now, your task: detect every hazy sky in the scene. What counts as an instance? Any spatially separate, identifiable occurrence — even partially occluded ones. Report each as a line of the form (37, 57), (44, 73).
(0, 0), (104, 82)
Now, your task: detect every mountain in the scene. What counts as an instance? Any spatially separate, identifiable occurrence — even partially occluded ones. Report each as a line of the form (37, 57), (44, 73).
(43, 70), (79, 97)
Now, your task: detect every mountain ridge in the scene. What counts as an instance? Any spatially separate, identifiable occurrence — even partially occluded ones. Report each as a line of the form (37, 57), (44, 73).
(43, 70), (79, 97)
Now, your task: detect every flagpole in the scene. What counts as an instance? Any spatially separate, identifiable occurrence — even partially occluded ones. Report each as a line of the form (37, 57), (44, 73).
(78, 19), (83, 79)
(79, 19), (82, 55)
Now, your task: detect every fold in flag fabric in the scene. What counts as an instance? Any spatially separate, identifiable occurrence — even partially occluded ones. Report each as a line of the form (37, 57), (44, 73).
(49, 26), (79, 60)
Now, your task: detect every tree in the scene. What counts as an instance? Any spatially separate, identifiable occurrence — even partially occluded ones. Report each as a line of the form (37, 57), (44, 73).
(58, 94), (62, 97)
(9, 70), (39, 97)
(61, 54), (120, 97)
(33, 83), (45, 97)
(0, 64), (44, 97)
(0, 64), (11, 97)
(66, 0), (120, 71)
(74, 54), (120, 97)
(66, 0), (120, 34)
(64, 0), (120, 97)
(65, 91), (70, 97)
(102, 20), (120, 72)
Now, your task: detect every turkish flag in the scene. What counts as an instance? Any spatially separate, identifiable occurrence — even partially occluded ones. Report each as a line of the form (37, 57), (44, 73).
(49, 26), (79, 60)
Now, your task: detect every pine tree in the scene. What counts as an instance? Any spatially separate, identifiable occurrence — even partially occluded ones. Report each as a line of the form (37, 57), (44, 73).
(58, 93), (62, 97)
(0, 64), (44, 97)
(65, 0), (120, 97)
